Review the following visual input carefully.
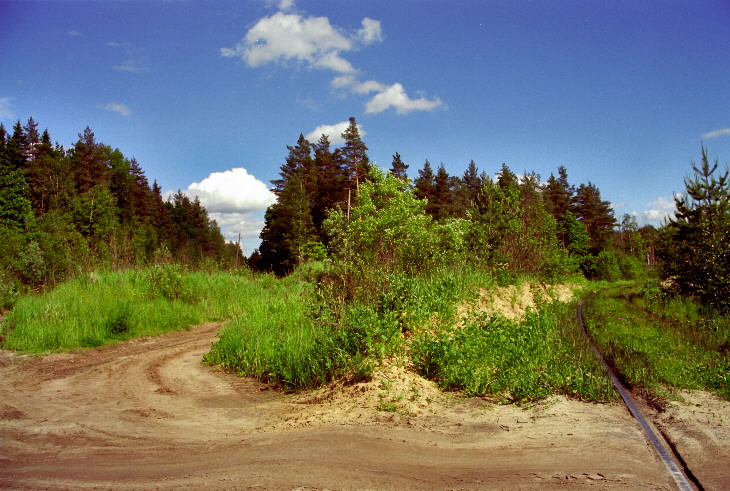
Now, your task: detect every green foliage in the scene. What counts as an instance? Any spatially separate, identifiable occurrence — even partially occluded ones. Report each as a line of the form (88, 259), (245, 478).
(594, 250), (621, 281)
(411, 300), (615, 403)
(204, 278), (355, 390)
(147, 264), (196, 303)
(0, 117), (236, 290)
(584, 286), (729, 400)
(658, 145), (730, 311)
(0, 269), (265, 352)
(325, 170), (439, 276)
(0, 169), (33, 230)
(19, 241), (46, 285)
(104, 302), (133, 336)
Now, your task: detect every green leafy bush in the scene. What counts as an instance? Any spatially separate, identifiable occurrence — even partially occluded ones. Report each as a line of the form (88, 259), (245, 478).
(594, 250), (620, 281)
(147, 264), (196, 303)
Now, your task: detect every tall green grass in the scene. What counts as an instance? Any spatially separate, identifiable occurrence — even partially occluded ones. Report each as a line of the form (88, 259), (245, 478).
(203, 280), (356, 390)
(0, 266), (278, 352)
(582, 285), (730, 400)
(411, 299), (616, 403)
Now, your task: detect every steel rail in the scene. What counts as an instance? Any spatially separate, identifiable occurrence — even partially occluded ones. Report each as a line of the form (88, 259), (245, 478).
(577, 299), (699, 491)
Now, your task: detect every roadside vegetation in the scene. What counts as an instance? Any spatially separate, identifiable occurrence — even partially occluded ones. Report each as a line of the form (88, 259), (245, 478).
(0, 266), (274, 352)
(582, 284), (730, 401)
(1, 117), (727, 406)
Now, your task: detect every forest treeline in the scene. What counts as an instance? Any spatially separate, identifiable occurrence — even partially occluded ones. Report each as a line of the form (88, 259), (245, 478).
(256, 117), (655, 283)
(0, 117), (238, 305)
(2, 116), (726, 313)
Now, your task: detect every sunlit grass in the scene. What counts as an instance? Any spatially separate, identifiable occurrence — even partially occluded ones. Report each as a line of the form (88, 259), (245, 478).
(582, 285), (730, 400)
(411, 299), (617, 403)
(0, 268), (278, 352)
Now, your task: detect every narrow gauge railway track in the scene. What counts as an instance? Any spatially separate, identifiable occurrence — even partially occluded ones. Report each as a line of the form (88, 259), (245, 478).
(577, 298), (701, 491)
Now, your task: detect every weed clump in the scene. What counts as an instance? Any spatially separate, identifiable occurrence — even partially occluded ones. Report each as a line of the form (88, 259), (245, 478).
(147, 264), (196, 303)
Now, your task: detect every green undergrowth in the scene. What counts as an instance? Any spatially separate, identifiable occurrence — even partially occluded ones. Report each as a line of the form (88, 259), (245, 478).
(0, 266), (278, 352)
(203, 279), (358, 391)
(582, 284), (730, 401)
(410, 298), (616, 403)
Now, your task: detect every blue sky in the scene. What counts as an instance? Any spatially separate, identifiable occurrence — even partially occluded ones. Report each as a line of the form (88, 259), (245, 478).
(2, 0), (729, 254)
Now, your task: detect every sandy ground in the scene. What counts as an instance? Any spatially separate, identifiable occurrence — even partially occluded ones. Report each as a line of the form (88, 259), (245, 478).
(0, 317), (728, 490)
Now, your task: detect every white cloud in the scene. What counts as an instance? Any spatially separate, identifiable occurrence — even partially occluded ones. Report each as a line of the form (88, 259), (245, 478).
(641, 195), (677, 223)
(333, 77), (445, 115)
(223, 5), (443, 115)
(702, 128), (730, 139)
(221, 11), (360, 74)
(364, 82), (445, 114)
(180, 168), (276, 248)
(103, 102), (132, 117)
(277, 0), (296, 12)
(183, 168), (276, 213)
(305, 120), (365, 145)
(0, 97), (15, 119)
(357, 18), (383, 44)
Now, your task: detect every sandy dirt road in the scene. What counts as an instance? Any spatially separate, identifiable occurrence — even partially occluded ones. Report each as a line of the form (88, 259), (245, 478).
(1, 321), (728, 490)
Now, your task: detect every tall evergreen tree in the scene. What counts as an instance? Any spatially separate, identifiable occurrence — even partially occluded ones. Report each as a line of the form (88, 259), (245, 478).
(340, 117), (370, 192)
(389, 151), (409, 180)
(496, 163), (518, 189)
(574, 182), (616, 252)
(544, 165), (575, 229)
(6, 121), (27, 170)
(460, 160), (483, 206)
(414, 160), (436, 214)
(658, 145), (730, 310)
(71, 127), (111, 193)
(431, 163), (457, 220)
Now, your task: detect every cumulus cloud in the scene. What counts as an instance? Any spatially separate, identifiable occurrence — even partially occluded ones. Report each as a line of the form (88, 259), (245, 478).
(305, 120), (365, 145)
(364, 83), (444, 114)
(702, 128), (730, 139)
(641, 195), (677, 223)
(103, 102), (132, 117)
(0, 97), (15, 119)
(357, 18), (383, 44)
(180, 168), (276, 245)
(221, 11), (362, 74)
(332, 77), (444, 115)
(222, 4), (442, 115)
(184, 168), (276, 213)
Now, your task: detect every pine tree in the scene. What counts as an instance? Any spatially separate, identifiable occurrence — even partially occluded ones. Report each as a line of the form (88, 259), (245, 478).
(496, 163), (518, 189)
(659, 145), (730, 310)
(389, 152), (409, 180)
(340, 117), (370, 192)
(414, 160), (435, 201)
(460, 160), (483, 206)
(544, 165), (575, 243)
(574, 182), (615, 252)
(432, 163), (456, 220)
(71, 127), (111, 193)
(312, 134), (345, 236)
(6, 121), (27, 170)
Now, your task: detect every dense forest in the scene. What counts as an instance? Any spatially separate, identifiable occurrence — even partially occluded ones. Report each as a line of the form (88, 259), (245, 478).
(0, 117), (238, 306)
(2, 116), (727, 314)
(256, 117), (655, 282)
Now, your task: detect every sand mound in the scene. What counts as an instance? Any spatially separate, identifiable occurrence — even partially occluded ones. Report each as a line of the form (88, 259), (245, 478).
(273, 362), (453, 429)
(457, 282), (578, 322)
